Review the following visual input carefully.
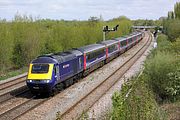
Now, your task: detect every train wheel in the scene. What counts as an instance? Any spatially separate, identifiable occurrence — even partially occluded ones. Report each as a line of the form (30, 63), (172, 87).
(83, 69), (89, 77)
(30, 91), (38, 96)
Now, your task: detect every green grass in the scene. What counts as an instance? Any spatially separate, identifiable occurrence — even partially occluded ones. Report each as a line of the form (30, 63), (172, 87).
(0, 67), (27, 81)
(160, 101), (180, 120)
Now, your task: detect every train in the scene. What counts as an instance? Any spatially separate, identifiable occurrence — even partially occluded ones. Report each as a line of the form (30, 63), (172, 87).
(26, 31), (144, 95)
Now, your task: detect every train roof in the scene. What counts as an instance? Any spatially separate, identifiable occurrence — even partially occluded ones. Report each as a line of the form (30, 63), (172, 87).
(131, 32), (142, 36)
(77, 44), (105, 53)
(52, 52), (76, 63)
(31, 56), (58, 64)
(99, 40), (119, 46)
(67, 49), (83, 56)
(114, 37), (127, 42)
(33, 51), (77, 64)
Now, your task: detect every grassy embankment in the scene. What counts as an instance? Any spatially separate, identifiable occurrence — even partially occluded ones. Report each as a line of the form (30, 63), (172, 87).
(110, 34), (180, 120)
(0, 16), (132, 80)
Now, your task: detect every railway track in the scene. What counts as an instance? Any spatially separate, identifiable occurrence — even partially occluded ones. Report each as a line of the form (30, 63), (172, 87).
(60, 32), (152, 119)
(0, 86), (29, 104)
(0, 76), (27, 96)
(0, 94), (49, 120)
(0, 76), (49, 120)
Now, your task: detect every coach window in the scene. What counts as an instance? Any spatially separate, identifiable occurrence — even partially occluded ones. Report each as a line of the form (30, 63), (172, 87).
(115, 44), (118, 50)
(79, 58), (82, 69)
(121, 41), (126, 47)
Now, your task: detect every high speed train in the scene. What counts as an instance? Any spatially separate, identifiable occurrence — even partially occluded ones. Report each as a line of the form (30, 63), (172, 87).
(26, 31), (144, 95)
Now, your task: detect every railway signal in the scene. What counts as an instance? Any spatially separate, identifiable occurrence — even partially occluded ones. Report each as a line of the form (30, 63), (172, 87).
(103, 25), (119, 41)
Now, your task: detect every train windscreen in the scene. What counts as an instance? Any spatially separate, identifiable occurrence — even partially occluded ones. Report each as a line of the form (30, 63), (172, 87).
(31, 64), (49, 73)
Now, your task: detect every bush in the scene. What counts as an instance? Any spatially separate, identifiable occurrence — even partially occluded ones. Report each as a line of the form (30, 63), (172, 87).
(170, 37), (180, 54)
(163, 19), (180, 41)
(111, 76), (165, 120)
(144, 36), (180, 101)
(11, 41), (25, 68)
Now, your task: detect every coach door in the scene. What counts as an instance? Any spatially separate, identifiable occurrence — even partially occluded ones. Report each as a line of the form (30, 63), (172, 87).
(55, 65), (60, 82)
(79, 57), (82, 70)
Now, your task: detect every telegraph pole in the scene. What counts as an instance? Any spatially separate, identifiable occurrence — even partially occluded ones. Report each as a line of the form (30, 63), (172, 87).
(103, 25), (119, 41)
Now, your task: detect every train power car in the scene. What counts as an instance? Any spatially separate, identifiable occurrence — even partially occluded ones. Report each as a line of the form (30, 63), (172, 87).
(26, 50), (84, 94)
(26, 31), (144, 95)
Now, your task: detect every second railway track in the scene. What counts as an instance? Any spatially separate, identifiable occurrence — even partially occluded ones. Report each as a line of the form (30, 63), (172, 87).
(0, 76), (27, 96)
(0, 94), (49, 120)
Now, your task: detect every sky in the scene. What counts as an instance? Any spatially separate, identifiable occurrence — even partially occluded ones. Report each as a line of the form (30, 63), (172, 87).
(0, 0), (179, 20)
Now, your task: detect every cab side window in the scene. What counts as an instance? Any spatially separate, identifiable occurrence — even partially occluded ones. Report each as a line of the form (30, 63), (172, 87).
(54, 66), (57, 76)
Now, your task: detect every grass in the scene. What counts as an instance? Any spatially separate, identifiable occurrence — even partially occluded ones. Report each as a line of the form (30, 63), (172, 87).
(160, 101), (180, 120)
(0, 67), (28, 81)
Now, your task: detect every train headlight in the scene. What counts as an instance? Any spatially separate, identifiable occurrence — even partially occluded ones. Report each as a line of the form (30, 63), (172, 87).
(27, 80), (32, 83)
(46, 80), (50, 83)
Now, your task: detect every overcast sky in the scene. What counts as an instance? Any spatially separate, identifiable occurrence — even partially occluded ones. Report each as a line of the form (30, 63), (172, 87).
(0, 0), (179, 20)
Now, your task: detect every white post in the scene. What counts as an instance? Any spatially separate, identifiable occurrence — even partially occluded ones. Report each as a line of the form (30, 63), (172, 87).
(103, 31), (106, 41)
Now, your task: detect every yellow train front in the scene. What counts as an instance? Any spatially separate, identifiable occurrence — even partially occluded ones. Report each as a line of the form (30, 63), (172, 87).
(26, 56), (58, 95)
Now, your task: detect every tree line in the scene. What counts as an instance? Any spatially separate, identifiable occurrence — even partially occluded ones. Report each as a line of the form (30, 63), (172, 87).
(164, 2), (180, 41)
(0, 15), (132, 75)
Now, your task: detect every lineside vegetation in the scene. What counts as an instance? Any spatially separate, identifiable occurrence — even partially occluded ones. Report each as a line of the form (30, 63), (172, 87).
(110, 34), (180, 120)
(0, 15), (132, 79)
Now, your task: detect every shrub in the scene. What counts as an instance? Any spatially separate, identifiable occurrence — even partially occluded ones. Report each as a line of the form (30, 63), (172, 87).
(11, 41), (25, 68)
(163, 19), (180, 41)
(111, 76), (165, 120)
(144, 51), (179, 101)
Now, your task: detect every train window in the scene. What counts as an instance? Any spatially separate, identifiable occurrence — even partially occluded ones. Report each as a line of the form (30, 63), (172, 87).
(87, 49), (104, 61)
(129, 38), (132, 43)
(54, 67), (56, 75)
(79, 58), (82, 68)
(108, 44), (118, 53)
(31, 64), (49, 73)
(120, 40), (127, 47)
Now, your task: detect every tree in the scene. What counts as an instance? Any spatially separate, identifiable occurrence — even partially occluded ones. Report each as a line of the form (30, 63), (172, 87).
(88, 16), (100, 22)
(11, 41), (25, 68)
(168, 11), (174, 19)
(174, 2), (180, 19)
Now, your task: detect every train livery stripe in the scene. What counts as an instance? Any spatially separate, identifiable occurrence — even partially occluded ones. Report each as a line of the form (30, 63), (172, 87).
(118, 42), (121, 51)
(84, 54), (86, 70)
(106, 47), (108, 58)
(27, 64), (54, 80)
